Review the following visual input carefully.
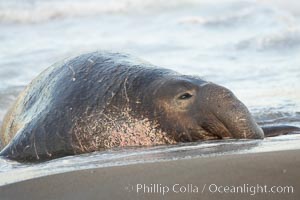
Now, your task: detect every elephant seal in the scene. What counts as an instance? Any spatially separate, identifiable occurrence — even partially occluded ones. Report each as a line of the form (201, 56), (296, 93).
(0, 51), (299, 161)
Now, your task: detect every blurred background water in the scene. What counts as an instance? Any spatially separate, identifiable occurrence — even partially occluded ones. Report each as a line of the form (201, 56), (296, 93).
(0, 0), (299, 185)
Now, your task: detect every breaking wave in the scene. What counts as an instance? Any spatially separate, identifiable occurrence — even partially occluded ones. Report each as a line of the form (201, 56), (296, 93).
(0, 0), (201, 23)
(236, 28), (300, 51)
(253, 109), (300, 126)
(178, 5), (262, 27)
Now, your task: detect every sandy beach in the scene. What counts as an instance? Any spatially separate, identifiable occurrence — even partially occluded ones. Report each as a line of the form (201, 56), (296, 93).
(1, 149), (299, 200)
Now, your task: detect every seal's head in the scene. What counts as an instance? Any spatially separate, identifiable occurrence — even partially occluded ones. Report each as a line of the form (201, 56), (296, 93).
(149, 76), (264, 141)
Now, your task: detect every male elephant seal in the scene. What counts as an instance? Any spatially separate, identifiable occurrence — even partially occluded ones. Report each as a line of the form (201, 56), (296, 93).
(0, 51), (299, 161)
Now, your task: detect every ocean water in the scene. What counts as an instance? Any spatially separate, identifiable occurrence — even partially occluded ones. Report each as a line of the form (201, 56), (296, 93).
(0, 0), (300, 185)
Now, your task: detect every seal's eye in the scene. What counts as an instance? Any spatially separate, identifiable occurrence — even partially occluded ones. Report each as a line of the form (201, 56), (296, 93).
(178, 93), (193, 100)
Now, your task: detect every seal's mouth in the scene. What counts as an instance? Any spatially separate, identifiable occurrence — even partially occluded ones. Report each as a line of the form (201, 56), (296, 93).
(188, 127), (222, 141)
(198, 118), (264, 140)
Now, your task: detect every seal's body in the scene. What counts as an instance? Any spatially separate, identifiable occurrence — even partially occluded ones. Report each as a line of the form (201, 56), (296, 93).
(0, 52), (298, 161)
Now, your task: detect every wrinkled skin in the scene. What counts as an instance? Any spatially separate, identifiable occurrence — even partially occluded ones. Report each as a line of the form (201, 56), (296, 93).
(149, 78), (264, 141)
(0, 51), (299, 162)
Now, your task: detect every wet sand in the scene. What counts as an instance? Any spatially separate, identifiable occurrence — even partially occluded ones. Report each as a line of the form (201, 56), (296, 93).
(0, 149), (299, 200)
